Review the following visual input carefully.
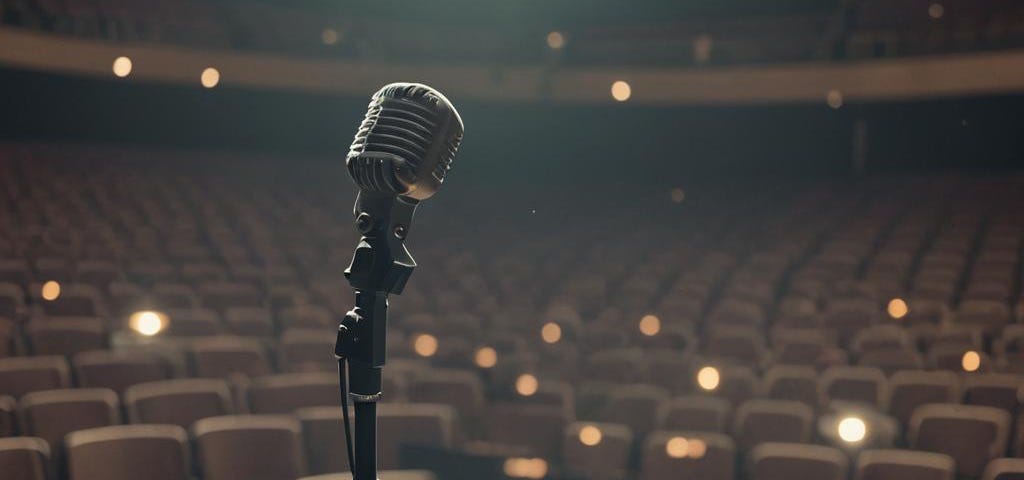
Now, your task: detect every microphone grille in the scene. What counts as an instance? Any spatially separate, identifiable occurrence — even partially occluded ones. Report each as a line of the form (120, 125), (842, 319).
(348, 83), (463, 199)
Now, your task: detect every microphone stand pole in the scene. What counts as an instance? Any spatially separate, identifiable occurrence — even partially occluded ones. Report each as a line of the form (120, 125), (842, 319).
(335, 192), (419, 480)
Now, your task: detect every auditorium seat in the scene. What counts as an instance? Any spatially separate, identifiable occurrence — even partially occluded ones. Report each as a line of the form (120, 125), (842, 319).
(585, 348), (647, 384)
(748, 442), (849, 480)
(0, 283), (27, 318)
(189, 336), (273, 378)
(0, 395), (15, 436)
(279, 305), (334, 330)
(909, 403), (1012, 477)
(712, 365), (758, 406)
(854, 449), (955, 480)
(246, 372), (340, 414)
(820, 366), (888, 408)
(72, 350), (171, 395)
(295, 406), (352, 475)
(704, 326), (769, 366)
(0, 356), (71, 398)
(297, 472), (435, 480)
(887, 370), (960, 426)
(197, 282), (263, 312)
(124, 378), (234, 428)
(0, 436), (49, 480)
(732, 399), (814, 451)
(641, 431), (735, 480)
(75, 261), (120, 289)
(38, 285), (104, 317)
(194, 415), (306, 480)
(562, 422), (632, 480)
(485, 403), (567, 458)
(760, 365), (821, 407)
(982, 458), (1024, 480)
(660, 395), (732, 432)
(25, 317), (106, 356)
(224, 306), (275, 337)
(378, 403), (457, 469)
(600, 384), (669, 439)
(65, 424), (190, 480)
(165, 308), (224, 336)
(963, 374), (1023, 414)
(0, 317), (17, 357)
(151, 284), (200, 309)
(407, 369), (485, 435)
(279, 329), (335, 372)
(17, 388), (120, 461)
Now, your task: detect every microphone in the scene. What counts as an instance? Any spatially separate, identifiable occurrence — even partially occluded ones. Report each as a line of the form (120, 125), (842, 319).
(347, 82), (464, 201)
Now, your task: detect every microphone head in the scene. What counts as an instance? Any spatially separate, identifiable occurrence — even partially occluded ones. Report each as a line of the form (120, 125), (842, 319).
(347, 82), (464, 201)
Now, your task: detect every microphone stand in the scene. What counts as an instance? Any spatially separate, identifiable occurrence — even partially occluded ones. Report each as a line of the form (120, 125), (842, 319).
(335, 191), (419, 480)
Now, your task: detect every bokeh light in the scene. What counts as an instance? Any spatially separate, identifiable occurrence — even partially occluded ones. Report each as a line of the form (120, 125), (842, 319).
(639, 314), (661, 336)
(201, 67), (220, 88)
(41, 281), (61, 301)
(837, 416), (867, 443)
(929, 3), (945, 19)
(697, 366), (720, 391)
(670, 188), (686, 203)
(541, 322), (562, 344)
(321, 28), (339, 45)
(687, 439), (707, 459)
(503, 457), (548, 479)
(611, 81), (632, 102)
(579, 425), (603, 446)
(546, 31), (565, 49)
(516, 373), (538, 396)
(666, 437), (689, 458)
(887, 298), (909, 319)
(413, 333), (439, 357)
(475, 346), (498, 368)
(962, 350), (981, 372)
(112, 56), (133, 78)
(129, 310), (167, 336)
(827, 89), (844, 109)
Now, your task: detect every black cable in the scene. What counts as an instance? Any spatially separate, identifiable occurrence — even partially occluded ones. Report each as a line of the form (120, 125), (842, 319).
(338, 357), (356, 476)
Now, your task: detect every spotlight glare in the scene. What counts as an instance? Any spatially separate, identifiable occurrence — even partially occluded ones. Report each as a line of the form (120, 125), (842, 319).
(112, 56), (133, 78)
(475, 346), (498, 368)
(579, 425), (603, 446)
(41, 281), (61, 301)
(201, 67), (220, 88)
(639, 314), (661, 336)
(515, 373), (539, 396)
(887, 298), (909, 319)
(541, 322), (562, 344)
(611, 81), (632, 102)
(961, 350), (981, 372)
(837, 416), (867, 443)
(697, 366), (720, 391)
(413, 333), (438, 357)
(129, 310), (167, 336)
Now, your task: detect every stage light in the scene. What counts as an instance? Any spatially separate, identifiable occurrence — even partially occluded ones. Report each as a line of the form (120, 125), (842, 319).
(201, 67), (220, 88)
(579, 425), (603, 446)
(611, 81), (632, 102)
(887, 298), (909, 319)
(929, 3), (945, 19)
(515, 373), (539, 396)
(112, 56), (132, 78)
(827, 89), (843, 109)
(962, 350), (981, 372)
(321, 28), (339, 46)
(670, 188), (685, 203)
(475, 346), (498, 368)
(413, 333), (438, 357)
(639, 314), (661, 336)
(665, 437), (689, 458)
(129, 310), (167, 336)
(503, 458), (548, 479)
(541, 322), (562, 344)
(697, 366), (720, 391)
(837, 416), (867, 443)
(41, 281), (61, 301)
(546, 31), (565, 50)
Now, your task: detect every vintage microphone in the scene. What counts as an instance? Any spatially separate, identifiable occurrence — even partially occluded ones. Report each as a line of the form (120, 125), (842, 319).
(335, 82), (464, 480)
